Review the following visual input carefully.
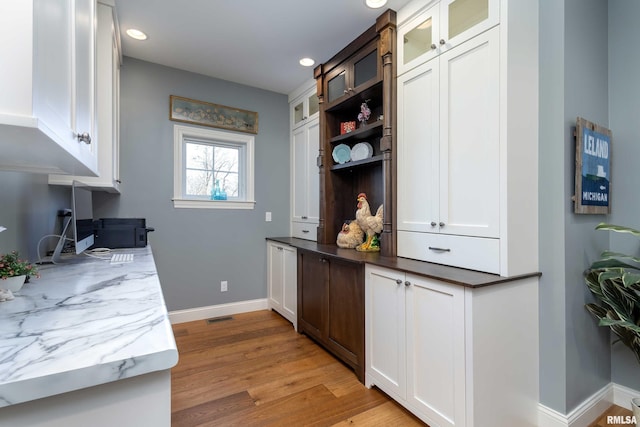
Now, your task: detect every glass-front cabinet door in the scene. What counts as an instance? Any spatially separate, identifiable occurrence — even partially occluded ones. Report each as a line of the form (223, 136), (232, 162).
(398, 0), (498, 76)
(441, 0), (498, 48)
(325, 41), (380, 106)
(291, 87), (320, 129)
(399, 3), (440, 74)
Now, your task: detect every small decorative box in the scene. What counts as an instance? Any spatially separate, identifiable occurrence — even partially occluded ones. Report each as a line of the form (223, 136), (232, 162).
(340, 121), (356, 135)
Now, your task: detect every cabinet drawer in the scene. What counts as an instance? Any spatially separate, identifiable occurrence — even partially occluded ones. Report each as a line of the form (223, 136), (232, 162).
(397, 231), (499, 274)
(292, 221), (317, 241)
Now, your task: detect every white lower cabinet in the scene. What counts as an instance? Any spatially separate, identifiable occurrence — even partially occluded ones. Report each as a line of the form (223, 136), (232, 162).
(365, 264), (539, 427)
(267, 241), (297, 329)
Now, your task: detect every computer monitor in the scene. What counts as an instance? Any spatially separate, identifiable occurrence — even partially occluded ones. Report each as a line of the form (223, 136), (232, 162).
(72, 180), (95, 254)
(51, 181), (94, 263)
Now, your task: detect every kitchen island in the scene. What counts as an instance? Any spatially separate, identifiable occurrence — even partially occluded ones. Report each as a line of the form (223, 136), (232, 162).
(0, 246), (178, 426)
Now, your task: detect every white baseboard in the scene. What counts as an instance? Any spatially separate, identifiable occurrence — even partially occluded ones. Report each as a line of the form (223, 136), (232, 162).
(538, 382), (640, 427)
(612, 383), (640, 410)
(169, 298), (269, 324)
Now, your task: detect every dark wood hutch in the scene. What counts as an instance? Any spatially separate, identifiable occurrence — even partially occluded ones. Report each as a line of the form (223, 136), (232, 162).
(315, 9), (397, 258)
(296, 10), (397, 383)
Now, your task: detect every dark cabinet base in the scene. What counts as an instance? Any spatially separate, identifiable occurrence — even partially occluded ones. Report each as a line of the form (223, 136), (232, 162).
(297, 249), (365, 382)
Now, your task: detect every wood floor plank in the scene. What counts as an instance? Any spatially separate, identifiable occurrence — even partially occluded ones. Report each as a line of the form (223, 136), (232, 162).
(171, 390), (256, 427)
(331, 401), (425, 426)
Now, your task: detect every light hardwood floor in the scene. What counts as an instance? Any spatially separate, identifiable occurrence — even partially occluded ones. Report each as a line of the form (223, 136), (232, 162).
(171, 309), (631, 426)
(171, 309), (424, 426)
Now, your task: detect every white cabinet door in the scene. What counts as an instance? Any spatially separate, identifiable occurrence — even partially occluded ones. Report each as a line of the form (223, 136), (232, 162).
(34, 0), (97, 171)
(439, 27), (499, 238)
(267, 242), (297, 329)
(406, 274), (465, 427)
(33, 0), (75, 146)
(291, 116), (319, 240)
(365, 265), (406, 399)
(74, 0), (96, 160)
(281, 245), (297, 329)
(397, 59), (439, 233)
(49, 2), (121, 191)
(267, 242), (284, 314)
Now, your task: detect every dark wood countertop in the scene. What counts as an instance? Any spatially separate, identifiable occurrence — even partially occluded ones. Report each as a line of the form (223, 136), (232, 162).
(267, 237), (540, 288)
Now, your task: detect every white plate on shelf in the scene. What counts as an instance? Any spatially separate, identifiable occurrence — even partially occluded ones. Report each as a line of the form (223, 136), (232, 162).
(332, 144), (351, 164)
(351, 142), (373, 161)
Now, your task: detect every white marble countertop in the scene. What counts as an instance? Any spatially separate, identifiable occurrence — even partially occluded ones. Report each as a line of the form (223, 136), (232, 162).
(0, 246), (178, 407)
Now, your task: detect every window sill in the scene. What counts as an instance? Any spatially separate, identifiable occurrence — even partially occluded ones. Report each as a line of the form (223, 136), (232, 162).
(172, 199), (256, 210)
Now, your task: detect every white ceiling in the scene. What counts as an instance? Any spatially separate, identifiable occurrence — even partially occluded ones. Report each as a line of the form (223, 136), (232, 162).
(113, 0), (413, 95)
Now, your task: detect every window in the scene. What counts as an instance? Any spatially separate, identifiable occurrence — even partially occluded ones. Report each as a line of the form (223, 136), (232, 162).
(173, 124), (255, 209)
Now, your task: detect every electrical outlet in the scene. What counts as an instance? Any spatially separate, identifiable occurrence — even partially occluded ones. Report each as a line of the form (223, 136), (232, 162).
(221, 280), (228, 292)
(265, 211), (272, 222)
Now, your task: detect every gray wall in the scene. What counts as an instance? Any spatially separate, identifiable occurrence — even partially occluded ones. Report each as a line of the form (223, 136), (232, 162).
(92, 57), (290, 311)
(539, 0), (611, 414)
(609, 0), (640, 391)
(0, 172), (70, 261)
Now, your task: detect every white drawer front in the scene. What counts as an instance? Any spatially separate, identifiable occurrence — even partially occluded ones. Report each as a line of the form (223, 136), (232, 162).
(291, 221), (317, 241)
(397, 231), (499, 274)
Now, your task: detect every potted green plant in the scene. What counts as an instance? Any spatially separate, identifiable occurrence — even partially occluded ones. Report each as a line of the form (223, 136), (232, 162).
(0, 251), (38, 292)
(585, 222), (640, 424)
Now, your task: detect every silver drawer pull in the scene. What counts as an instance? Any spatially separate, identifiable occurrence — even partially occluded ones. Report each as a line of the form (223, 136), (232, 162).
(302, 230), (310, 233)
(395, 279), (402, 285)
(428, 246), (451, 252)
(301, 216), (308, 219)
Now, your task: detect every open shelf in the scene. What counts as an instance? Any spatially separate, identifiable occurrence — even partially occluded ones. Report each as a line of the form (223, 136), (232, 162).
(330, 121), (383, 145)
(330, 155), (383, 171)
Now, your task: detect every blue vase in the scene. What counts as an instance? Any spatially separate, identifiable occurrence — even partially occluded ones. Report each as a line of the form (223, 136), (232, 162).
(211, 180), (227, 200)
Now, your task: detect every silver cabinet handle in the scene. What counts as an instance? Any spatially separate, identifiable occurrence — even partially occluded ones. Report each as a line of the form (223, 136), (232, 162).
(440, 39), (446, 45)
(428, 246), (451, 252)
(301, 216), (308, 219)
(395, 279), (402, 285)
(439, 222), (445, 227)
(77, 132), (91, 144)
(431, 43), (437, 50)
(430, 221), (437, 227)
(405, 281), (411, 286)
(302, 230), (310, 233)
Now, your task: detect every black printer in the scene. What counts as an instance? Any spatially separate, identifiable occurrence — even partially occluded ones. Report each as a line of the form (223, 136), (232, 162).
(93, 218), (155, 249)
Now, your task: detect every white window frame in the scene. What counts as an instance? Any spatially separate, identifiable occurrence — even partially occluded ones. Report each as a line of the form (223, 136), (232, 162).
(173, 124), (255, 209)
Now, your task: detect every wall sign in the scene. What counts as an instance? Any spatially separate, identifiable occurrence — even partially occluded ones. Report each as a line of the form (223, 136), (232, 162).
(574, 117), (612, 214)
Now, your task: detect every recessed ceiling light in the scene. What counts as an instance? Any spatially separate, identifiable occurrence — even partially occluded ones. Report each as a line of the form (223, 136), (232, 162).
(126, 28), (148, 41)
(299, 58), (315, 67)
(365, 0), (387, 8)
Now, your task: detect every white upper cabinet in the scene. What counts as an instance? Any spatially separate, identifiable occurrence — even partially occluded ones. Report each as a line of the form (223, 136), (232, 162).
(398, 0), (499, 75)
(289, 82), (320, 241)
(50, 1), (122, 192)
(396, 0), (539, 276)
(0, 0), (98, 176)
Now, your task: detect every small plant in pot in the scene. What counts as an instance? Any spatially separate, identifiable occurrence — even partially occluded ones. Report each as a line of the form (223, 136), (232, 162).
(0, 251), (39, 292)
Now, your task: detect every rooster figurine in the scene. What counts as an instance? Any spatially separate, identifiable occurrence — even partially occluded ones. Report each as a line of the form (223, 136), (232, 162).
(355, 193), (383, 252)
(336, 220), (364, 249)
